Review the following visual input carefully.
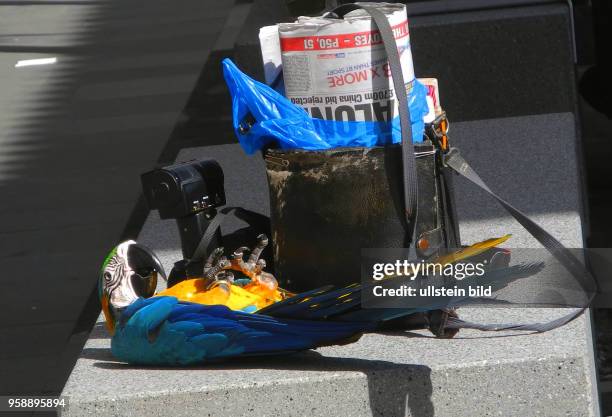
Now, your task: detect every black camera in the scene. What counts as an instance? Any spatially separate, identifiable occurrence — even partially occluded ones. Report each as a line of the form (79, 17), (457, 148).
(141, 159), (225, 220)
(141, 159), (226, 285)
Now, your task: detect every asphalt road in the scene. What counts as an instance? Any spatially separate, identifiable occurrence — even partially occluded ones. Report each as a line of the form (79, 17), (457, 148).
(0, 2), (252, 413)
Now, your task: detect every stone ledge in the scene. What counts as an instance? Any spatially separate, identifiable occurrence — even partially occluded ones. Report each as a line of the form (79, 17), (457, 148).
(62, 114), (600, 416)
(63, 310), (595, 417)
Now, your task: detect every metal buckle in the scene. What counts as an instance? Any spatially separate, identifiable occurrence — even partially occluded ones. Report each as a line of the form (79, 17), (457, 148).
(430, 112), (449, 152)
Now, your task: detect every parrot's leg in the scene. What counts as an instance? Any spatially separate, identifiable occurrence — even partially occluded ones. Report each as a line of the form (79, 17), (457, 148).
(254, 271), (278, 291)
(230, 247), (250, 272)
(206, 271), (234, 297)
(228, 234), (278, 291)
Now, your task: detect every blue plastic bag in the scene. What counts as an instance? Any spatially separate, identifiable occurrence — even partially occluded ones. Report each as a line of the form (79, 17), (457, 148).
(222, 59), (428, 155)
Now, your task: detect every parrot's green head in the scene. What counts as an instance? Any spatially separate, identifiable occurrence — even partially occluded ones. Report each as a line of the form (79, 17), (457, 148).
(99, 240), (166, 335)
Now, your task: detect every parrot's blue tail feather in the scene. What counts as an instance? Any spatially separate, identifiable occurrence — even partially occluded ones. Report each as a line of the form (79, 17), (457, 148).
(260, 262), (545, 322)
(258, 283), (363, 319)
(257, 284), (337, 315)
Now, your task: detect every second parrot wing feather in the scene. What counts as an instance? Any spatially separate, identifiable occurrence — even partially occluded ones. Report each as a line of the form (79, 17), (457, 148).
(259, 262), (545, 322)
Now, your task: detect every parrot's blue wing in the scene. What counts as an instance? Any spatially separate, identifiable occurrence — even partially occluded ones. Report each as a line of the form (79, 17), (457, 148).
(111, 296), (372, 365)
(111, 264), (544, 365)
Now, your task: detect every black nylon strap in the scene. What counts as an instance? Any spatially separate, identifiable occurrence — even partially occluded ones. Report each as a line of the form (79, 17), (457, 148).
(187, 211), (226, 266)
(331, 4), (419, 246)
(444, 148), (596, 332)
(186, 207), (269, 266)
(337, 4), (596, 333)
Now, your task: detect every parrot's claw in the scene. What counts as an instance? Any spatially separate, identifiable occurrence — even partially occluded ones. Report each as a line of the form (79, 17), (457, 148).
(232, 247), (250, 259)
(247, 234), (268, 265)
(204, 235), (279, 293)
(204, 247), (225, 270)
(253, 258), (266, 275)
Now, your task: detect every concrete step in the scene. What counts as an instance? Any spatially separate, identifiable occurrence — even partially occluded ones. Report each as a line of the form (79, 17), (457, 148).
(63, 113), (600, 416)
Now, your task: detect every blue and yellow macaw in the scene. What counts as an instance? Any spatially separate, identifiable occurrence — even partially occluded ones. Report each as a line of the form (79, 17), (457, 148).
(99, 236), (536, 366)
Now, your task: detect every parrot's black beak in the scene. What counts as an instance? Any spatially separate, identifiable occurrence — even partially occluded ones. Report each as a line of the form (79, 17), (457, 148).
(127, 243), (166, 298)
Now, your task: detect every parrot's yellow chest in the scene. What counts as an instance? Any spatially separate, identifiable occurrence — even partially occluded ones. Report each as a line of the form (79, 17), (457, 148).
(155, 278), (283, 311)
